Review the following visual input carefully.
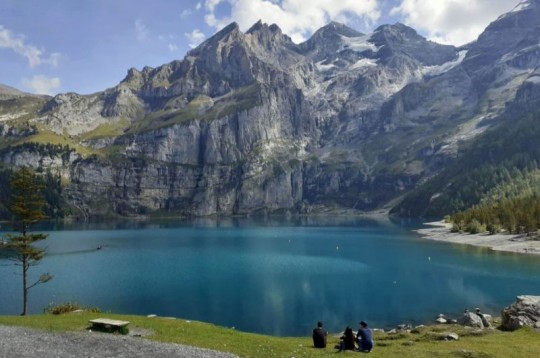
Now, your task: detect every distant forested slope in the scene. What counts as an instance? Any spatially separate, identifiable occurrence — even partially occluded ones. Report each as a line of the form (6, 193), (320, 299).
(392, 109), (540, 218)
(0, 168), (68, 221)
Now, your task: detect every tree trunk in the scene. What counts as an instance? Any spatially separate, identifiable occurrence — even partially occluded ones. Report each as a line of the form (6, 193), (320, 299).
(21, 257), (28, 316)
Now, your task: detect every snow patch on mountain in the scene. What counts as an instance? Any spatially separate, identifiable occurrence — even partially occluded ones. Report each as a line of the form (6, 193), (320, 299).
(340, 34), (378, 53)
(422, 50), (467, 77)
(526, 75), (540, 83)
(350, 58), (378, 70)
(315, 60), (337, 72)
(511, 0), (535, 13)
(501, 44), (540, 63)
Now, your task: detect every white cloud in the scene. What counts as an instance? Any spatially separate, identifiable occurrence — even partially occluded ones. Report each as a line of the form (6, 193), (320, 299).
(203, 0), (380, 43)
(135, 19), (149, 41)
(43, 52), (62, 67)
(181, 9), (192, 19)
(22, 75), (61, 95)
(0, 25), (61, 68)
(183, 1), (204, 18)
(168, 43), (179, 52)
(185, 29), (206, 48)
(391, 0), (519, 45)
(205, 0), (222, 11)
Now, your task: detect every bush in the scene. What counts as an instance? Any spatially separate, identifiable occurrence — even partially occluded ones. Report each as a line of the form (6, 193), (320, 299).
(487, 223), (502, 235)
(44, 301), (101, 315)
(118, 325), (129, 335)
(451, 220), (466, 233)
(467, 219), (486, 234)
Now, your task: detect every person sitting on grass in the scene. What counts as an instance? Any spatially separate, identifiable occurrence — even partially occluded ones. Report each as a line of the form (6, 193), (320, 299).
(356, 321), (374, 353)
(338, 326), (356, 351)
(312, 321), (327, 348)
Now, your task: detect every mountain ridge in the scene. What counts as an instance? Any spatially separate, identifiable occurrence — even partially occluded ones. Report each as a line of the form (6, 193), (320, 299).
(1, 6), (539, 219)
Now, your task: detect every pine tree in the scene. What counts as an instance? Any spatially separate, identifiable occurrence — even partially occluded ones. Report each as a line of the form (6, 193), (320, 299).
(4, 167), (52, 315)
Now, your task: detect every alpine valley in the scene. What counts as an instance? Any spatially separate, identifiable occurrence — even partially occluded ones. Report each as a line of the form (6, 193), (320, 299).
(1, 0), (540, 219)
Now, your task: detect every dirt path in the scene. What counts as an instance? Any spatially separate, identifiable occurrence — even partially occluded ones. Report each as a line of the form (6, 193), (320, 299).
(0, 325), (239, 358)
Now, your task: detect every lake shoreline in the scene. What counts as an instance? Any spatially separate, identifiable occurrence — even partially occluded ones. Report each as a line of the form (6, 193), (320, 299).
(417, 221), (540, 255)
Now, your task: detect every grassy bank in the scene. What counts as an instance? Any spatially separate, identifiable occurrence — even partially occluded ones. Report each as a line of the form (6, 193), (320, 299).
(0, 313), (539, 357)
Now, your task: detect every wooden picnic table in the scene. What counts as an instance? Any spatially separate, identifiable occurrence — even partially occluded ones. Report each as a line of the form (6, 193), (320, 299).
(89, 318), (130, 333)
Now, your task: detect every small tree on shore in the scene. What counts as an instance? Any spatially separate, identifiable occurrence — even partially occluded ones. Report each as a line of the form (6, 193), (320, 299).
(4, 167), (52, 315)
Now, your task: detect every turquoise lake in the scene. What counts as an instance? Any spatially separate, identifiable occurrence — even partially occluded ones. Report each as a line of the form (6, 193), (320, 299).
(1, 217), (540, 336)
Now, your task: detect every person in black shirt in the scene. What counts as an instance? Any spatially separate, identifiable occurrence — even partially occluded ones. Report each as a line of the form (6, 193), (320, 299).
(339, 326), (356, 351)
(312, 321), (327, 348)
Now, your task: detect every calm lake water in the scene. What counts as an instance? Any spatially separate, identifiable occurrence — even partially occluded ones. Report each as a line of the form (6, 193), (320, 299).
(1, 217), (540, 336)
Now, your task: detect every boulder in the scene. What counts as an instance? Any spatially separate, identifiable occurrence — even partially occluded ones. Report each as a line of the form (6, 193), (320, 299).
(501, 295), (540, 331)
(457, 312), (484, 328)
(480, 314), (493, 328)
(445, 333), (459, 341)
(436, 317), (447, 324)
(397, 324), (412, 330)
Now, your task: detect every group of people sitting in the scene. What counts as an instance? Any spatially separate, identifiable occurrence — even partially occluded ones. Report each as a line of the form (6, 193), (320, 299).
(312, 320), (374, 353)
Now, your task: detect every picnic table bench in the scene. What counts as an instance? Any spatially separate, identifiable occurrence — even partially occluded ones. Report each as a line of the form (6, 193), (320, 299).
(89, 318), (130, 333)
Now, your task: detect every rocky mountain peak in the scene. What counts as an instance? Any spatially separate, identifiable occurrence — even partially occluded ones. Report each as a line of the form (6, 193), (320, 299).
(245, 20), (295, 50)
(370, 22), (457, 66)
(302, 21), (363, 49)
(210, 21), (242, 42)
(188, 22), (243, 58)
(373, 22), (417, 38)
(315, 21), (364, 38)
(121, 67), (145, 87)
(142, 66), (154, 74)
(246, 20), (270, 34)
(126, 67), (141, 78)
(299, 21), (365, 61)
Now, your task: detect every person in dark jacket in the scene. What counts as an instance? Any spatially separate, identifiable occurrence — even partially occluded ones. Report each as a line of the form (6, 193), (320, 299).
(339, 326), (356, 351)
(357, 321), (374, 352)
(312, 321), (327, 348)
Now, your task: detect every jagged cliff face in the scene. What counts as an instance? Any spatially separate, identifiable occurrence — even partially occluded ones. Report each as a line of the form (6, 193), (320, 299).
(1, 2), (540, 218)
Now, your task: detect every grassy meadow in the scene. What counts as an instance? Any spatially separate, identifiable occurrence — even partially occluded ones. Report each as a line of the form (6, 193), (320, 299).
(1, 312), (539, 357)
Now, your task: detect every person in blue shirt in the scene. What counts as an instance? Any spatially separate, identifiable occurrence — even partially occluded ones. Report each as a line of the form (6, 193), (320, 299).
(356, 321), (374, 353)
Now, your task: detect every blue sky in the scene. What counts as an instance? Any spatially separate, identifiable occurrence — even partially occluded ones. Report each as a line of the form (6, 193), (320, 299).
(0, 0), (520, 95)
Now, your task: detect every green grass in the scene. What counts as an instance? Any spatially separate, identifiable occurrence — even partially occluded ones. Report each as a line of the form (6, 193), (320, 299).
(126, 84), (262, 135)
(126, 95), (213, 134)
(0, 96), (46, 117)
(77, 118), (130, 141)
(15, 129), (96, 157)
(0, 313), (539, 357)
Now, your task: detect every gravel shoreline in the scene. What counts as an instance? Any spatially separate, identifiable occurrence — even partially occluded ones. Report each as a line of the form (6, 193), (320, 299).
(0, 325), (239, 358)
(417, 221), (540, 255)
